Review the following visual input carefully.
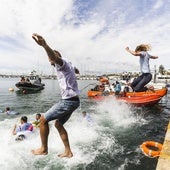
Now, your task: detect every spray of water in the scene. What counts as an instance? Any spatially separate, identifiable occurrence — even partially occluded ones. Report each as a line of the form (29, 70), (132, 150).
(0, 98), (148, 169)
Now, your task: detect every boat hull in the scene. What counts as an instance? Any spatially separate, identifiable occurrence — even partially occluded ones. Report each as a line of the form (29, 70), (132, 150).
(87, 87), (167, 97)
(125, 87), (167, 97)
(15, 82), (45, 91)
(117, 95), (162, 107)
(92, 95), (162, 107)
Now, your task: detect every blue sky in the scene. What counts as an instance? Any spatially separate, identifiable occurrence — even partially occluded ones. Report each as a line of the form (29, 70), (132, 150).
(0, 0), (170, 75)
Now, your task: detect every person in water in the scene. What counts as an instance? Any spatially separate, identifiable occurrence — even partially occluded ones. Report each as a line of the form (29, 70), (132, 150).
(12, 116), (33, 140)
(32, 113), (41, 127)
(5, 107), (11, 114)
(31, 33), (80, 158)
(125, 44), (158, 92)
(82, 111), (93, 123)
(5, 107), (19, 115)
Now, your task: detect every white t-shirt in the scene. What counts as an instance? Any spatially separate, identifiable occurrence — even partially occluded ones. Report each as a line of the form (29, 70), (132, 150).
(139, 51), (151, 73)
(55, 59), (80, 99)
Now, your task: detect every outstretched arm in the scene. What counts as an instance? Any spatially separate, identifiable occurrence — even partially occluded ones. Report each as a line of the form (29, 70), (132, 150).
(150, 56), (158, 59)
(125, 47), (140, 56)
(32, 33), (63, 66)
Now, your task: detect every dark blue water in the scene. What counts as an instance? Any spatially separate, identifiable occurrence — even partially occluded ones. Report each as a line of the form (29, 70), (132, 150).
(0, 78), (170, 170)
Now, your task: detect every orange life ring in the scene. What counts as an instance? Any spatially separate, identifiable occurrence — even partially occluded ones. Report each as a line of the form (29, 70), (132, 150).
(140, 141), (162, 158)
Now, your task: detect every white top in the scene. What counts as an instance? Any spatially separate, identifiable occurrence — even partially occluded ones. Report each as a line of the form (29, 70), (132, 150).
(139, 51), (151, 73)
(55, 59), (79, 99)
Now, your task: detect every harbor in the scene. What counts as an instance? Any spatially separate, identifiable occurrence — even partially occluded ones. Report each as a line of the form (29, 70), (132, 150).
(0, 0), (170, 169)
(0, 78), (170, 170)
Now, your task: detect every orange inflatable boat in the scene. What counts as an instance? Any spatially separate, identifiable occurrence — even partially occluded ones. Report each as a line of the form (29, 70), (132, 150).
(125, 87), (167, 97)
(91, 95), (162, 107)
(87, 87), (167, 98)
(117, 95), (162, 107)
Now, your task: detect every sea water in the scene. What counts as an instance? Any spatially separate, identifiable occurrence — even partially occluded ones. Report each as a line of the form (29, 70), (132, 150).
(0, 78), (170, 170)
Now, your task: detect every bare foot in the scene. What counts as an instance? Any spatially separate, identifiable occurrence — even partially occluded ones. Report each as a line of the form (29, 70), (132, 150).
(31, 148), (48, 155)
(58, 152), (73, 158)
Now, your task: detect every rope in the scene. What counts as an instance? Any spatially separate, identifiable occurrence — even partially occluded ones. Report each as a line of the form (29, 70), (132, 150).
(80, 83), (97, 92)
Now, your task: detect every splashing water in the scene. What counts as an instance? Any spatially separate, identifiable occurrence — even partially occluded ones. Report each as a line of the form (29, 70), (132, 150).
(0, 97), (147, 170)
(0, 79), (169, 170)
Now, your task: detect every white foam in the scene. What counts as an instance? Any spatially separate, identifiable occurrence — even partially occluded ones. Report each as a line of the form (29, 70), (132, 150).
(0, 100), (148, 169)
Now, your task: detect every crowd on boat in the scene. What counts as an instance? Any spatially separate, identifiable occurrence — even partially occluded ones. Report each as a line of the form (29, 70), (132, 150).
(88, 75), (168, 107)
(20, 76), (42, 85)
(15, 75), (45, 93)
(90, 76), (134, 96)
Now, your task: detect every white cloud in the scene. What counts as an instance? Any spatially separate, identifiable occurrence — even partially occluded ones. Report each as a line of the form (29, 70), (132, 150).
(0, 0), (170, 75)
(153, 0), (164, 9)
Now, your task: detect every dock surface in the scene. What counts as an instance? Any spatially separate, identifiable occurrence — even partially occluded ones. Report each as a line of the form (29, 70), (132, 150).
(156, 122), (170, 170)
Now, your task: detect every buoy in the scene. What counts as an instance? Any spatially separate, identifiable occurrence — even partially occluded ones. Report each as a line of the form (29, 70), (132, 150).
(9, 87), (14, 92)
(140, 141), (162, 158)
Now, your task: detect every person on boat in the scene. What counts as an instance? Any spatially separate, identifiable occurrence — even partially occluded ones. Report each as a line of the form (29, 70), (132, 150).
(33, 76), (42, 85)
(99, 76), (110, 86)
(92, 84), (100, 91)
(32, 113), (41, 127)
(123, 80), (133, 92)
(12, 116), (33, 140)
(31, 33), (80, 158)
(110, 83), (115, 92)
(114, 81), (121, 95)
(102, 81), (111, 95)
(125, 44), (158, 92)
(26, 78), (31, 83)
(20, 76), (25, 82)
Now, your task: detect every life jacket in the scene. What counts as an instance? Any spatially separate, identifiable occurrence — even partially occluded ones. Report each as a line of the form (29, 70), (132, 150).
(28, 124), (33, 131)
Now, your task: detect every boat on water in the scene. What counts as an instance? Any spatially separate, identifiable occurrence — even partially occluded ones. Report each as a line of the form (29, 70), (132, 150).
(117, 95), (162, 107)
(15, 75), (45, 92)
(87, 87), (167, 98)
(125, 87), (167, 97)
(91, 95), (162, 107)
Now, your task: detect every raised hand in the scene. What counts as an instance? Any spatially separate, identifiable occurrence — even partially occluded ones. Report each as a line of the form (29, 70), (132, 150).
(125, 46), (129, 51)
(32, 33), (47, 47)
